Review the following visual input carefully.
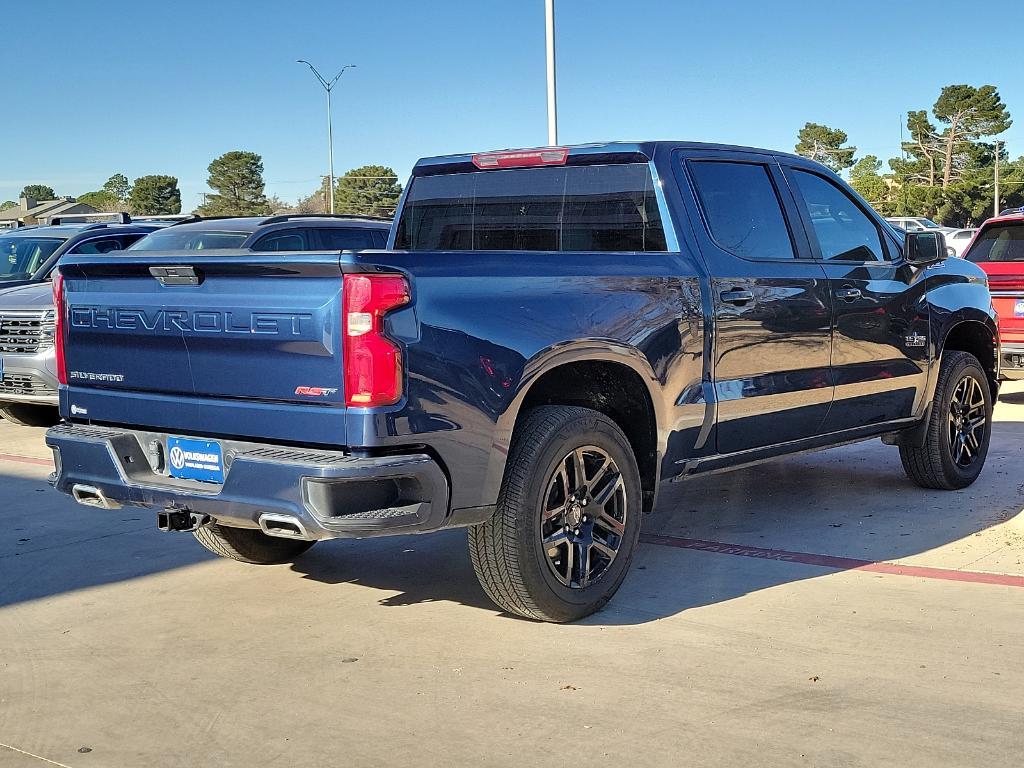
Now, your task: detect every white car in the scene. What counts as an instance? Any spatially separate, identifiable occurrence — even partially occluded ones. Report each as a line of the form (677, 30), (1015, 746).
(884, 216), (957, 235)
(945, 228), (978, 257)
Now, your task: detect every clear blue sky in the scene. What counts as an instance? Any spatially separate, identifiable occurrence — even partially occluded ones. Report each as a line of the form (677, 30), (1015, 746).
(3, 0), (1022, 211)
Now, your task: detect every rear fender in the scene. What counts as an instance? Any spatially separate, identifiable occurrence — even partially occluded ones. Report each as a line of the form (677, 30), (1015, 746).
(480, 340), (665, 508)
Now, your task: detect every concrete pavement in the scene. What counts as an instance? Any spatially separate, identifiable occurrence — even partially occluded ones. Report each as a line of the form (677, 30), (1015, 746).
(1, 386), (1023, 767)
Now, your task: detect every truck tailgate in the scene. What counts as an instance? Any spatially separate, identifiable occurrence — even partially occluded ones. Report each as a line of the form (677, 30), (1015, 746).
(59, 252), (348, 444)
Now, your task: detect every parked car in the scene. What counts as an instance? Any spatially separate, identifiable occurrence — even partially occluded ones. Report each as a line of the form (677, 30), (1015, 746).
(126, 213), (391, 253)
(885, 216), (957, 234)
(0, 217), (161, 290)
(946, 228), (978, 257)
(0, 219), (164, 425)
(962, 211), (1024, 379)
(0, 214), (390, 427)
(46, 142), (997, 622)
(999, 206), (1024, 217)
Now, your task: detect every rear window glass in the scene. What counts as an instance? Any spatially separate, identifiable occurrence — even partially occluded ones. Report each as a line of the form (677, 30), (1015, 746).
(128, 229), (249, 251)
(394, 163), (667, 252)
(965, 223), (1024, 263)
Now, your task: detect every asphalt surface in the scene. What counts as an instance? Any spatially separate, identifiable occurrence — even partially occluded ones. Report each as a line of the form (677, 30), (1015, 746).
(2, 386), (1024, 767)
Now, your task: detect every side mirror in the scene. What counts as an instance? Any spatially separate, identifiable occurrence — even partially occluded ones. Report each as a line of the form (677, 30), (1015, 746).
(905, 231), (947, 266)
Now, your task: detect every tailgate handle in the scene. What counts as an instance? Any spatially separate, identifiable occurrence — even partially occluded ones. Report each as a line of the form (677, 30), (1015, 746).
(150, 265), (202, 286)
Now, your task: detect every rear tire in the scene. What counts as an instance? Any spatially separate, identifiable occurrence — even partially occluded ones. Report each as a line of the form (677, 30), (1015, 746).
(469, 406), (642, 622)
(0, 404), (59, 427)
(900, 351), (992, 490)
(193, 522), (315, 564)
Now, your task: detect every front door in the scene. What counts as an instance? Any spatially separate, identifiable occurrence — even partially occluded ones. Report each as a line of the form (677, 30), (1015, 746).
(677, 151), (833, 454)
(782, 165), (930, 432)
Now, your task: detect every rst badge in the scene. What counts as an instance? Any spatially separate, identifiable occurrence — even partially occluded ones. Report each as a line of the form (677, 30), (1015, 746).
(295, 386), (338, 397)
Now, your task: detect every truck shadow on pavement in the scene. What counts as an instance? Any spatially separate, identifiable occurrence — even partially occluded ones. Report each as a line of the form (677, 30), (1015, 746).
(0, 469), (214, 609)
(289, 420), (1024, 625)
(4, 420), (1022, 624)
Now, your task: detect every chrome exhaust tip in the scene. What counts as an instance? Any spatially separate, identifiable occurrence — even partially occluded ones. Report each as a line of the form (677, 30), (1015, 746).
(258, 513), (312, 540)
(71, 484), (122, 510)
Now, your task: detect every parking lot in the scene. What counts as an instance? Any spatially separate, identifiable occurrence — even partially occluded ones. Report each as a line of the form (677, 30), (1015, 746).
(1, 386), (1022, 768)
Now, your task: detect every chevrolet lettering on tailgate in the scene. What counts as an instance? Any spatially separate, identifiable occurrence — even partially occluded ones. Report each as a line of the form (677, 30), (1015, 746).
(70, 307), (313, 336)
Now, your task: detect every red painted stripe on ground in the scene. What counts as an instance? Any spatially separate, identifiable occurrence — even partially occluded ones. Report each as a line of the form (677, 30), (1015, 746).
(640, 534), (1024, 588)
(0, 452), (54, 468)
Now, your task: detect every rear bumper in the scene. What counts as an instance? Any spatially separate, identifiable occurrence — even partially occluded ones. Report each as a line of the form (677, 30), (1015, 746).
(45, 423), (454, 539)
(999, 344), (1024, 380)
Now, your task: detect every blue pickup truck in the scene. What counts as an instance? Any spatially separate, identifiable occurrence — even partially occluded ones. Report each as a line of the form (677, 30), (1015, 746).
(46, 142), (998, 622)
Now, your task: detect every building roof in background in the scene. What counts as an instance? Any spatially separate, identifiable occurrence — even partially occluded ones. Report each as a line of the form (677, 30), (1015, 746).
(0, 198), (97, 221)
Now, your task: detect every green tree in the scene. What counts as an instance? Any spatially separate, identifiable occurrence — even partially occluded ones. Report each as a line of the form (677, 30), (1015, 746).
(849, 155), (889, 211)
(0, 200), (17, 211)
(795, 123), (857, 173)
(103, 173), (132, 203)
(933, 84), (1011, 189)
(892, 110), (943, 187)
(76, 190), (118, 210)
(20, 184), (55, 201)
(196, 151), (271, 216)
(333, 165), (402, 217)
(129, 175), (182, 215)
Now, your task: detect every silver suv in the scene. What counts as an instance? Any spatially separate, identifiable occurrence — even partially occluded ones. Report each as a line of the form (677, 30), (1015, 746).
(0, 220), (160, 425)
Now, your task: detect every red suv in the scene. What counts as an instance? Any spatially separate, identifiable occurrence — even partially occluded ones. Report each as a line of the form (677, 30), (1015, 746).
(964, 212), (1024, 379)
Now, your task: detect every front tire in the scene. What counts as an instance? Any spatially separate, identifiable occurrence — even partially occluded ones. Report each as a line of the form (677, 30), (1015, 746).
(0, 404), (59, 427)
(193, 522), (315, 564)
(469, 406), (643, 622)
(900, 351), (992, 490)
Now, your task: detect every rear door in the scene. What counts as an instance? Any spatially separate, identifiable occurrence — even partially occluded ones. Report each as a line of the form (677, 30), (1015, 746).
(677, 150), (833, 453)
(782, 163), (930, 431)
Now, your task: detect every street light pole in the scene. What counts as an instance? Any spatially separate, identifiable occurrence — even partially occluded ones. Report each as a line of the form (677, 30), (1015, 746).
(297, 60), (356, 215)
(994, 138), (1001, 216)
(544, 0), (558, 146)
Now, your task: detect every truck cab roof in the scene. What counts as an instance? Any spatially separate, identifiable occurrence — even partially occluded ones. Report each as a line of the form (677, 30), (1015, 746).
(412, 140), (810, 176)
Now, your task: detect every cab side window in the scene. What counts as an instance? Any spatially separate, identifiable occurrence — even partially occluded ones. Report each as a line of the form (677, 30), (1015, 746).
(792, 170), (886, 262)
(251, 230), (310, 252)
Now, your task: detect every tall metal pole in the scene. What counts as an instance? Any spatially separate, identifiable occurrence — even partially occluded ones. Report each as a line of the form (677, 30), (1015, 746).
(545, 0), (558, 146)
(994, 139), (1001, 216)
(297, 60), (356, 215)
(326, 87), (335, 214)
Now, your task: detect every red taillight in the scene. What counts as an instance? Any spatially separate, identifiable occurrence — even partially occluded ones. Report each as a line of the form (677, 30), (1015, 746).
(53, 273), (67, 386)
(471, 147), (568, 169)
(343, 273), (410, 407)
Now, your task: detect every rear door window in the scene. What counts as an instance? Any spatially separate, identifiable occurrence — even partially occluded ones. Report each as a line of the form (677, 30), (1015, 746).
(688, 161), (796, 260)
(965, 223), (1024, 262)
(394, 163), (667, 252)
(317, 228), (377, 251)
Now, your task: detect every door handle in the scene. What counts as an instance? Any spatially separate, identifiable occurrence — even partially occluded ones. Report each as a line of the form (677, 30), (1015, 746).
(834, 287), (861, 302)
(720, 288), (754, 306)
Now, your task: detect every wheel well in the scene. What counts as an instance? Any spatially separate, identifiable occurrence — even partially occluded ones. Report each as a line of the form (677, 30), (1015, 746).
(943, 321), (998, 396)
(517, 361), (658, 512)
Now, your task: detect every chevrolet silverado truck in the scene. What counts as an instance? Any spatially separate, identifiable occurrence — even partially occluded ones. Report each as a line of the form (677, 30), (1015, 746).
(45, 142), (999, 622)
